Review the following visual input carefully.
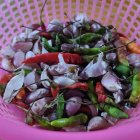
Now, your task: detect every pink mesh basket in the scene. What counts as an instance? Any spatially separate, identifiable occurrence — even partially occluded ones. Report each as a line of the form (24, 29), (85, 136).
(0, 0), (140, 140)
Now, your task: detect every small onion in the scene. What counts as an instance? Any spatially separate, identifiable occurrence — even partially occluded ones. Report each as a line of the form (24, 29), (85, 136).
(66, 96), (82, 116)
(87, 116), (110, 131)
(26, 88), (50, 103)
(12, 41), (33, 53)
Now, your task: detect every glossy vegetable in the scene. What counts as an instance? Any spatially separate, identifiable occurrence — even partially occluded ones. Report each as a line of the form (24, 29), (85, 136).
(41, 37), (58, 52)
(56, 94), (65, 119)
(95, 82), (107, 102)
(120, 37), (140, 54)
(129, 72), (140, 103)
(51, 113), (88, 128)
(88, 81), (98, 104)
(65, 82), (88, 91)
(115, 64), (131, 77)
(74, 33), (102, 44)
(23, 52), (84, 65)
(101, 104), (128, 119)
(33, 115), (55, 130)
(73, 46), (110, 55)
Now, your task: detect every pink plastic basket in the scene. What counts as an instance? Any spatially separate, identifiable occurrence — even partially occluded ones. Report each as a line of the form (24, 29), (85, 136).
(0, 0), (140, 140)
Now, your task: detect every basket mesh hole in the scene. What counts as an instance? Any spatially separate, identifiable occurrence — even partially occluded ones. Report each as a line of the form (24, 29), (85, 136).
(5, 11), (10, 17)
(32, 11), (36, 16)
(20, 2), (25, 8)
(8, 34), (12, 38)
(8, 17), (12, 22)
(2, 5), (7, 11)
(125, 0), (130, 6)
(1, 23), (6, 28)
(12, 7), (18, 12)
(4, 28), (9, 33)
(135, 0), (140, 4)
(129, 11), (134, 16)
(127, 16), (132, 22)
(10, 23), (15, 28)
(17, 18), (22, 23)
(122, 6), (127, 11)
(132, 4), (138, 10)
(124, 22), (129, 27)
(13, 28), (18, 32)
(136, 34), (140, 38)
(9, 0), (14, 6)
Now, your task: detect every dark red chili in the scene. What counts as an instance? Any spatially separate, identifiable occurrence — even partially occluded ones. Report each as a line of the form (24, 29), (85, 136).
(12, 99), (29, 109)
(39, 32), (52, 40)
(95, 82), (107, 102)
(51, 84), (60, 98)
(23, 52), (84, 65)
(65, 82), (88, 91)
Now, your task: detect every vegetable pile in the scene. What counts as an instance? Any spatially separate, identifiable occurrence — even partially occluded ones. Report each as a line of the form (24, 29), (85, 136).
(0, 13), (140, 132)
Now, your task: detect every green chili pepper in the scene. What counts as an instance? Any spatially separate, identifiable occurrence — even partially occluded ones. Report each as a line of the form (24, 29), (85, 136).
(33, 115), (55, 130)
(58, 34), (73, 44)
(73, 46), (110, 55)
(82, 55), (97, 63)
(85, 23), (91, 30)
(74, 33), (102, 45)
(56, 95), (65, 119)
(41, 37), (58, 52)
(51, 113), (88, 128)
(88, 81), (98, 104)
(105, 97), (117, 107)
(94, 27), (106, 35)
(55, 34), (61, 51)
(101, 104), (128, 119)
(129, 72), (140, 103)
(115, 64), (131, 77)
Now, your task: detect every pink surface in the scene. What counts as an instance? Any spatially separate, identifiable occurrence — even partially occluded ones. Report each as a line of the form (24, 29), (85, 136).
(0, 0), (140, 140)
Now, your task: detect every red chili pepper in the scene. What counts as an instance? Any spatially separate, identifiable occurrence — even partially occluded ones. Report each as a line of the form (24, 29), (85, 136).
(16, 88), (26, 100)
(117, 32), (127, 38)
(0, 73), (13, 84)
(12, 99), (29, 109)
(39, 32), (52, 40)
(23, 52), (84, 65)
(95, 82), (107, 102)
(51, 84), (60, 98)
(98, 94), (107, 103)
(65, 82), (88, 91)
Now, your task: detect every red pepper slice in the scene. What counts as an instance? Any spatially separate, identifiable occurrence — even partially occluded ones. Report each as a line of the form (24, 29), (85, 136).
(23, 52), (84, 65)
(51, 84), (60, 98)
(95, 82), (107, 102)
(65, 82), (88, 91)
(0, 73), (13, 84)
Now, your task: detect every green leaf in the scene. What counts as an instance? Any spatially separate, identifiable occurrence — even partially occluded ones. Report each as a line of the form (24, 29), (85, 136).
(56, 95), (65, 119)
